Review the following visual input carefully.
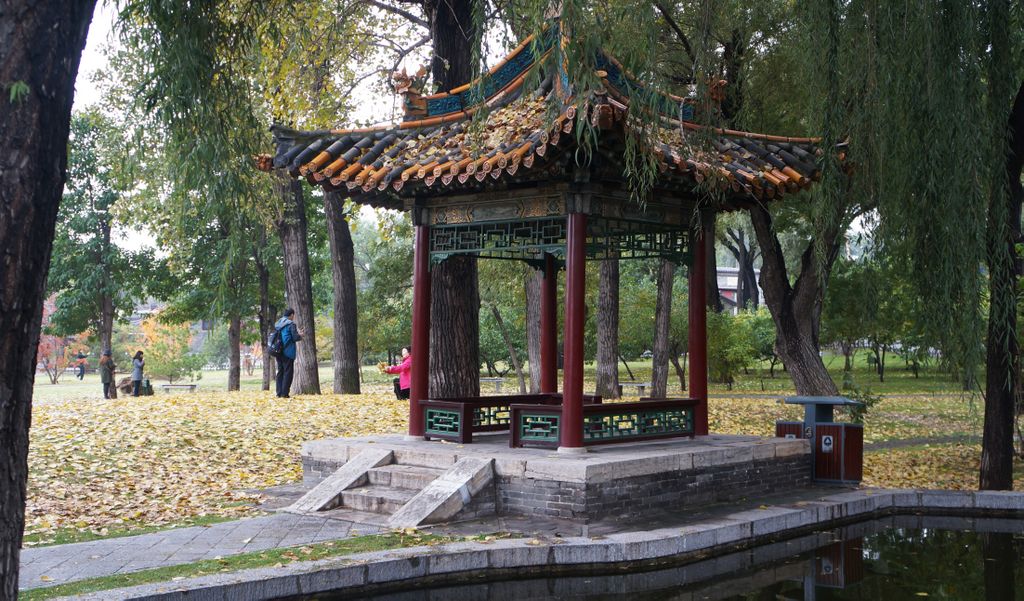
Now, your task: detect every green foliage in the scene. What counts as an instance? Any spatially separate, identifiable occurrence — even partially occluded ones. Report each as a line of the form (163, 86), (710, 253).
(839, 386), (882, 425)
(743, 307), (777, 369)
(140, 316), (204, 383)
(792, 0), (1024, 385)
(201, 327), (230, 370)
(8, 80), (29, 104)
(706, 310), (756, 387)
(46, 111), (153, 339)
(354, 212), (414, 360)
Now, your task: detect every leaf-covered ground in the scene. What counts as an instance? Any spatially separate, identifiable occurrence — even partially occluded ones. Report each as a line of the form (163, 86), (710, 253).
(27, 392), (406, 543)
(26, 391), (991, 544)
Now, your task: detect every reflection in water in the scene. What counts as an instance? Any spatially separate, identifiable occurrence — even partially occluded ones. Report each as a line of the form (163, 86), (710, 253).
(309, 516), (1024, 601)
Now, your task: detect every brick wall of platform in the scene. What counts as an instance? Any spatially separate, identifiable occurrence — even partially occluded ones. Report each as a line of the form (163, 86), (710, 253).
(494, 455), (812, 521)
(301, 452), (812, 521)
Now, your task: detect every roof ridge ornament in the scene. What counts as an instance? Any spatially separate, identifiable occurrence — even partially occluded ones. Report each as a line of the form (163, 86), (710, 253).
(392, 66), (430, 122)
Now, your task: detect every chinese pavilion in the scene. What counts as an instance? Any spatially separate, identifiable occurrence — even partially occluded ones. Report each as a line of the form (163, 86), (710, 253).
(265, 28), (822, 453)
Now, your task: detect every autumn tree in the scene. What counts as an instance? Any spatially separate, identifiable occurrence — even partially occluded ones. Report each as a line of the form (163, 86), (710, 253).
(47, 110), (153, 355)
(36, 298), (90, 386)
(139, 314), (205, 384)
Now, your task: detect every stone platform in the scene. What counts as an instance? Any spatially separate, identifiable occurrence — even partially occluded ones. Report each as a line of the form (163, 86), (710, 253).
(301, 433), (811, 522)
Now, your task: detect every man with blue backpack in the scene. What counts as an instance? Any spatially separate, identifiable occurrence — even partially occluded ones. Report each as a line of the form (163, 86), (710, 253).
(270, 307), (302, 398)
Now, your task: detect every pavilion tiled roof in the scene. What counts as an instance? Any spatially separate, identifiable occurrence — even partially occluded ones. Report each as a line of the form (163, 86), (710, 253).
(265, 31), (824, 207)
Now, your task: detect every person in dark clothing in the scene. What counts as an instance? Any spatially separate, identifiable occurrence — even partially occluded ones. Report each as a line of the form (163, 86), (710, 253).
(274, 308), (302, 398)
(76, 352), (86, 380)
(99, 350), (115, 399)
(131, 351), (145, 397)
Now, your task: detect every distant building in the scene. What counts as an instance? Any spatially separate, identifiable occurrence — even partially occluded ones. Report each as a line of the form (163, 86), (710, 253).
(717, 266), (762, 315)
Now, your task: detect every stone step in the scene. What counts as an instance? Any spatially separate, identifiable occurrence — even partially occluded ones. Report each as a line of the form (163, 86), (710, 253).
(367, 464), (446, 489)
(320, 508), (393, 527)
(341, 485), (418, 515)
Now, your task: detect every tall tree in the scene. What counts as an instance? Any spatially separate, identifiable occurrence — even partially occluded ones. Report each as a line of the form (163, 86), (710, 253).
(718, 214), (760, 310)
(979, 0), (1022, 489)
(650, 258), (676, 398)
(425, 0), (482, 398)
(274, 175), (322, 394)
(524, 269), (543, 393)
(0, 2), (95, 595)
(595, 258), (621, 398)
(324, 192), (360, 393)
(47, 111), (152, 353)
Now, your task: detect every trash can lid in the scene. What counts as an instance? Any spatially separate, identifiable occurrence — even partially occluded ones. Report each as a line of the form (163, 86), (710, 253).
(781, 395), (863, 406)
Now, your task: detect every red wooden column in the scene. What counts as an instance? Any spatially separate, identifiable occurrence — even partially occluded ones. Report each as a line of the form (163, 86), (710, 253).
(688, 222), (709, 436)
(540, 253), (558, 393)
(560, 213), (586, 451)
(408, 224), (431, 438)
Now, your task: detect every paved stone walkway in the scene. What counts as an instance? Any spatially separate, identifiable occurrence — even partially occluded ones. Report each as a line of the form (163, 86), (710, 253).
(18, 513), (385, 591)
(18, 483), (858, 593)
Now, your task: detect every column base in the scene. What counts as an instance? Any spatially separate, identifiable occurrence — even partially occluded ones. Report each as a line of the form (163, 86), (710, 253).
(557, 446), (589, 455)
(403, 435), (426, 442)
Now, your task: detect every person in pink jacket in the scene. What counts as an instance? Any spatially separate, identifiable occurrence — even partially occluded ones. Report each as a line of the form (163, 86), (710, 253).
(384, 346), (412, 400)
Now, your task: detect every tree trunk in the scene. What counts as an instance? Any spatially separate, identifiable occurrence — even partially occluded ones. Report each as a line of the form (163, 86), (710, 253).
(524, 269), (542, 393)
(651, 259), (676, 398)
(744, 255), (760, 309)
(980, 81), (1023, 490)
(722, 227), (760, 311)
(704, 214), (724, 313)
(595, 258), (621, 398)
(99, 218), (114, 353)
(227, 315), (241, 391)
(430, 256), (481, 396)
(749, 204), (840, 396)
(619, 353), (636, 381)
(490, 304), (526, 393)
(424, 0), (480, 399)
(424, 0), (475, 94)
(273, 172), (320, 394)
(669, 341), (687, 392)
(324, 192), (360, 394)
(0, 3), (95, 596)
(254, 232), (276, 392)
(100, 292), (114, 354)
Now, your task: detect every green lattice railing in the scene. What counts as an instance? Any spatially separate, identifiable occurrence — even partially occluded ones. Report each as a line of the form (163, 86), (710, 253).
(518, 413), (561, 445)
(511, 399), (697, 448)
(473, 405), (511, 428)
(583, 407), (693, 442)
(425, 408), (461, 438)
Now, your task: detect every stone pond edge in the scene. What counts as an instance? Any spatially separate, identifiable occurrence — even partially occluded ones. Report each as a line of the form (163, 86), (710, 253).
(62, 488), (1024, 601)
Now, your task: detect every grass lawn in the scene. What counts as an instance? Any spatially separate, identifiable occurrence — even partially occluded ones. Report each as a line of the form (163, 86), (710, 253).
(23, 355), (994, 547)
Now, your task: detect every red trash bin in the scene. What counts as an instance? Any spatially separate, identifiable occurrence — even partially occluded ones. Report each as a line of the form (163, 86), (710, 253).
(813, 423), (863, 484)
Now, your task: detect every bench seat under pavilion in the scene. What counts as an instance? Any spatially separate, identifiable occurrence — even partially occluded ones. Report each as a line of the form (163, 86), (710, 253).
(264, 26), (824, 452)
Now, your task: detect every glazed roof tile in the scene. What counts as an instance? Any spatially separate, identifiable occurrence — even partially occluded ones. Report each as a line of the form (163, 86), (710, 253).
(266, 31), (823, 207)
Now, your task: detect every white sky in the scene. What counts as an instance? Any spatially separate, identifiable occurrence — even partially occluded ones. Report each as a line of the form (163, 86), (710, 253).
(75, 2), (116, 111)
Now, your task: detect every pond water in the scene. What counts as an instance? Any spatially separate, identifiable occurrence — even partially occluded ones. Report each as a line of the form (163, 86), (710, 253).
(311, 516), (1024, 600)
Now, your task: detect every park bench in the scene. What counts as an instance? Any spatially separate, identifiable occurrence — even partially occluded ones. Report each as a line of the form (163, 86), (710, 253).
(161, 383), (198, 393)
(421, 393), (603, 443)
(510, 397), (699, 448)
(479, 377), (507, 393)
(618, 381), (652, 396)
